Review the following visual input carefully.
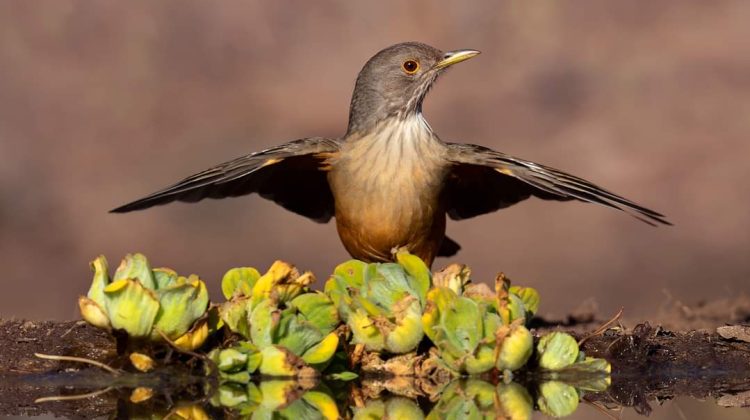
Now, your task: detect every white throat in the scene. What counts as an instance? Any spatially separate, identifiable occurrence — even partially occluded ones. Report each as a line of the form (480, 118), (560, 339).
(333, 112), (447, 197)
(349, 112), (439, 166)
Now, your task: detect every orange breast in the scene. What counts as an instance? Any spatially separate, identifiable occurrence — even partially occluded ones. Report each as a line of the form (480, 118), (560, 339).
(329, 161), (447, 266)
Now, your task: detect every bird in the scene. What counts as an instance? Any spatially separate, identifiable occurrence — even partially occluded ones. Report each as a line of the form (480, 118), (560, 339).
(112, 42), (670, 267)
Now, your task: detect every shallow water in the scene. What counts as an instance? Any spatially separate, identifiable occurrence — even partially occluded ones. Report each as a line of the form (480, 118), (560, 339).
(2, 397), (747, 420)
(3, 369), (748, 419)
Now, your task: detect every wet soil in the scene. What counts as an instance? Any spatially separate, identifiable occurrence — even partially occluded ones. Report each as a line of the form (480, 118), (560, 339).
(0, 319), (117, 418)
(1, 301), (749, 417)
(580, 324), (750, 414)
(0, 319), (115, 374)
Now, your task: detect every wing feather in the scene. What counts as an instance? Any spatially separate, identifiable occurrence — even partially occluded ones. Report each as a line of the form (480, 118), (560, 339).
(111, 137), (340, 223)
(445, 143), (670, 226)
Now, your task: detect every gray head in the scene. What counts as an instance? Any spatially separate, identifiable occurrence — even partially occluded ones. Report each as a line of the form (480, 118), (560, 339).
(346, 42), (480, 135)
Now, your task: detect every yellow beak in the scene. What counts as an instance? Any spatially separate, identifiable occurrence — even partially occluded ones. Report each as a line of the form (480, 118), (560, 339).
(435, 49), (481, 69)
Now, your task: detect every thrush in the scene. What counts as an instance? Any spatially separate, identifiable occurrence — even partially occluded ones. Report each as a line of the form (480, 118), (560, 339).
(112, 42), (670, 267)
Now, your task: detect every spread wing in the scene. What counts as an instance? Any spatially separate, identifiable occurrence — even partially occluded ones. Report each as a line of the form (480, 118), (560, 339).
(444, 143), (670, 226)
(111, 137), (340, 223)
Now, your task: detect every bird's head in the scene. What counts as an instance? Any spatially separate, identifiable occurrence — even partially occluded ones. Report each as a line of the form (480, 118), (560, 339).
(346, 42), (480, 136)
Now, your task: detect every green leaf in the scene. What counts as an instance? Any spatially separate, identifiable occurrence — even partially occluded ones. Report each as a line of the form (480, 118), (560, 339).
(327, 371), (358, 381)
(395, 250), (431, 304)
(510, 286), (540, 317)
(222, 267), (261, 300)
(364, 267), (401, 309)
(275, 315), (323, 356)
(422, 287), (457, 343)
(214, 383), (249, 407)
(464, 344), (496, 375)
(153, 268), (178, 289)
(496, 325), (533, 371)
(572, 356), (611, 374)
(374, 263), (416, 304)
(215, 348), (249, 372)
(103, 279), (159, 338)
(112, 253), (155, 290)
(384, 297), (424, 354)
(537, 381), (579, 418)
(300, 390), (340, 419)
(152, 280), (209, 340)
(496, 382), (533, 420)
(507, 294), (527, 323)
(219, 371), (252, 385)
(441, 296), (482, 354)
(538, 332), (580, 370)
(332, 260), (368, 288)
(482, 312), (502, 341)
(438, 393), (479, 420)
(553, 357), (611, 392)
(258, 349), (299, 377)
(238, 342), (262, 374)
(290, 292), (339, 334)
(464, 380), (497, 410)
(384, 397), (424, 419)
(348, 309), (384, 351)
(250, 299), (279, 349)
(218, 297), (252, 339)
(278, 399), (321, 419)
(428, 380), (466, 419)
(354, 293), (387, 317)
(353, 399), (384, 419)
(78, 296), (110, 330)
(86, 256), (109, 307)
(301, 332), (339, 365)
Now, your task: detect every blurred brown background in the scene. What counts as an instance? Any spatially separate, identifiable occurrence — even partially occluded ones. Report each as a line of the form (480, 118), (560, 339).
(1, 1), (748, 323)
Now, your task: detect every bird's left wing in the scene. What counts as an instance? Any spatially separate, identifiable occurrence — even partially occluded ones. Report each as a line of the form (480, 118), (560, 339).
(444, 142), (670, 226)
(111, 137), (340, 223)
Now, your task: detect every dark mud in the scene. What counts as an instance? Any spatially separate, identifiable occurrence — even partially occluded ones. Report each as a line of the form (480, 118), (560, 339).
(0, 319), (115, 374)
(0, 318), (114, 418)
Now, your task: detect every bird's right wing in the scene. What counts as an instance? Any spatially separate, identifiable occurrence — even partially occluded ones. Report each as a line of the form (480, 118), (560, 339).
(444, 142), (670, 226)
(111, 137), (340, 223)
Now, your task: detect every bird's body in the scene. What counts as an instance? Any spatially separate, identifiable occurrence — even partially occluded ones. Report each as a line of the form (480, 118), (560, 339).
(113, 42), (669, 267)
(329, 113), (449, 263)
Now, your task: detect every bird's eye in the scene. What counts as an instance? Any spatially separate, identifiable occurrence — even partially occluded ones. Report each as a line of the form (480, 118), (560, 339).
(402, 60), (420, 74)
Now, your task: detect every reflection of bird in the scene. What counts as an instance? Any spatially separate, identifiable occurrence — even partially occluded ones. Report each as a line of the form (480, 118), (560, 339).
(112, 42), (670, 267)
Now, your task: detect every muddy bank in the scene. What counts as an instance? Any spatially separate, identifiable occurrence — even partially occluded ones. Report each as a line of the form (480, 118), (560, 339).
(582, 323), (750, 414)
(0, 319), (115, 374)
